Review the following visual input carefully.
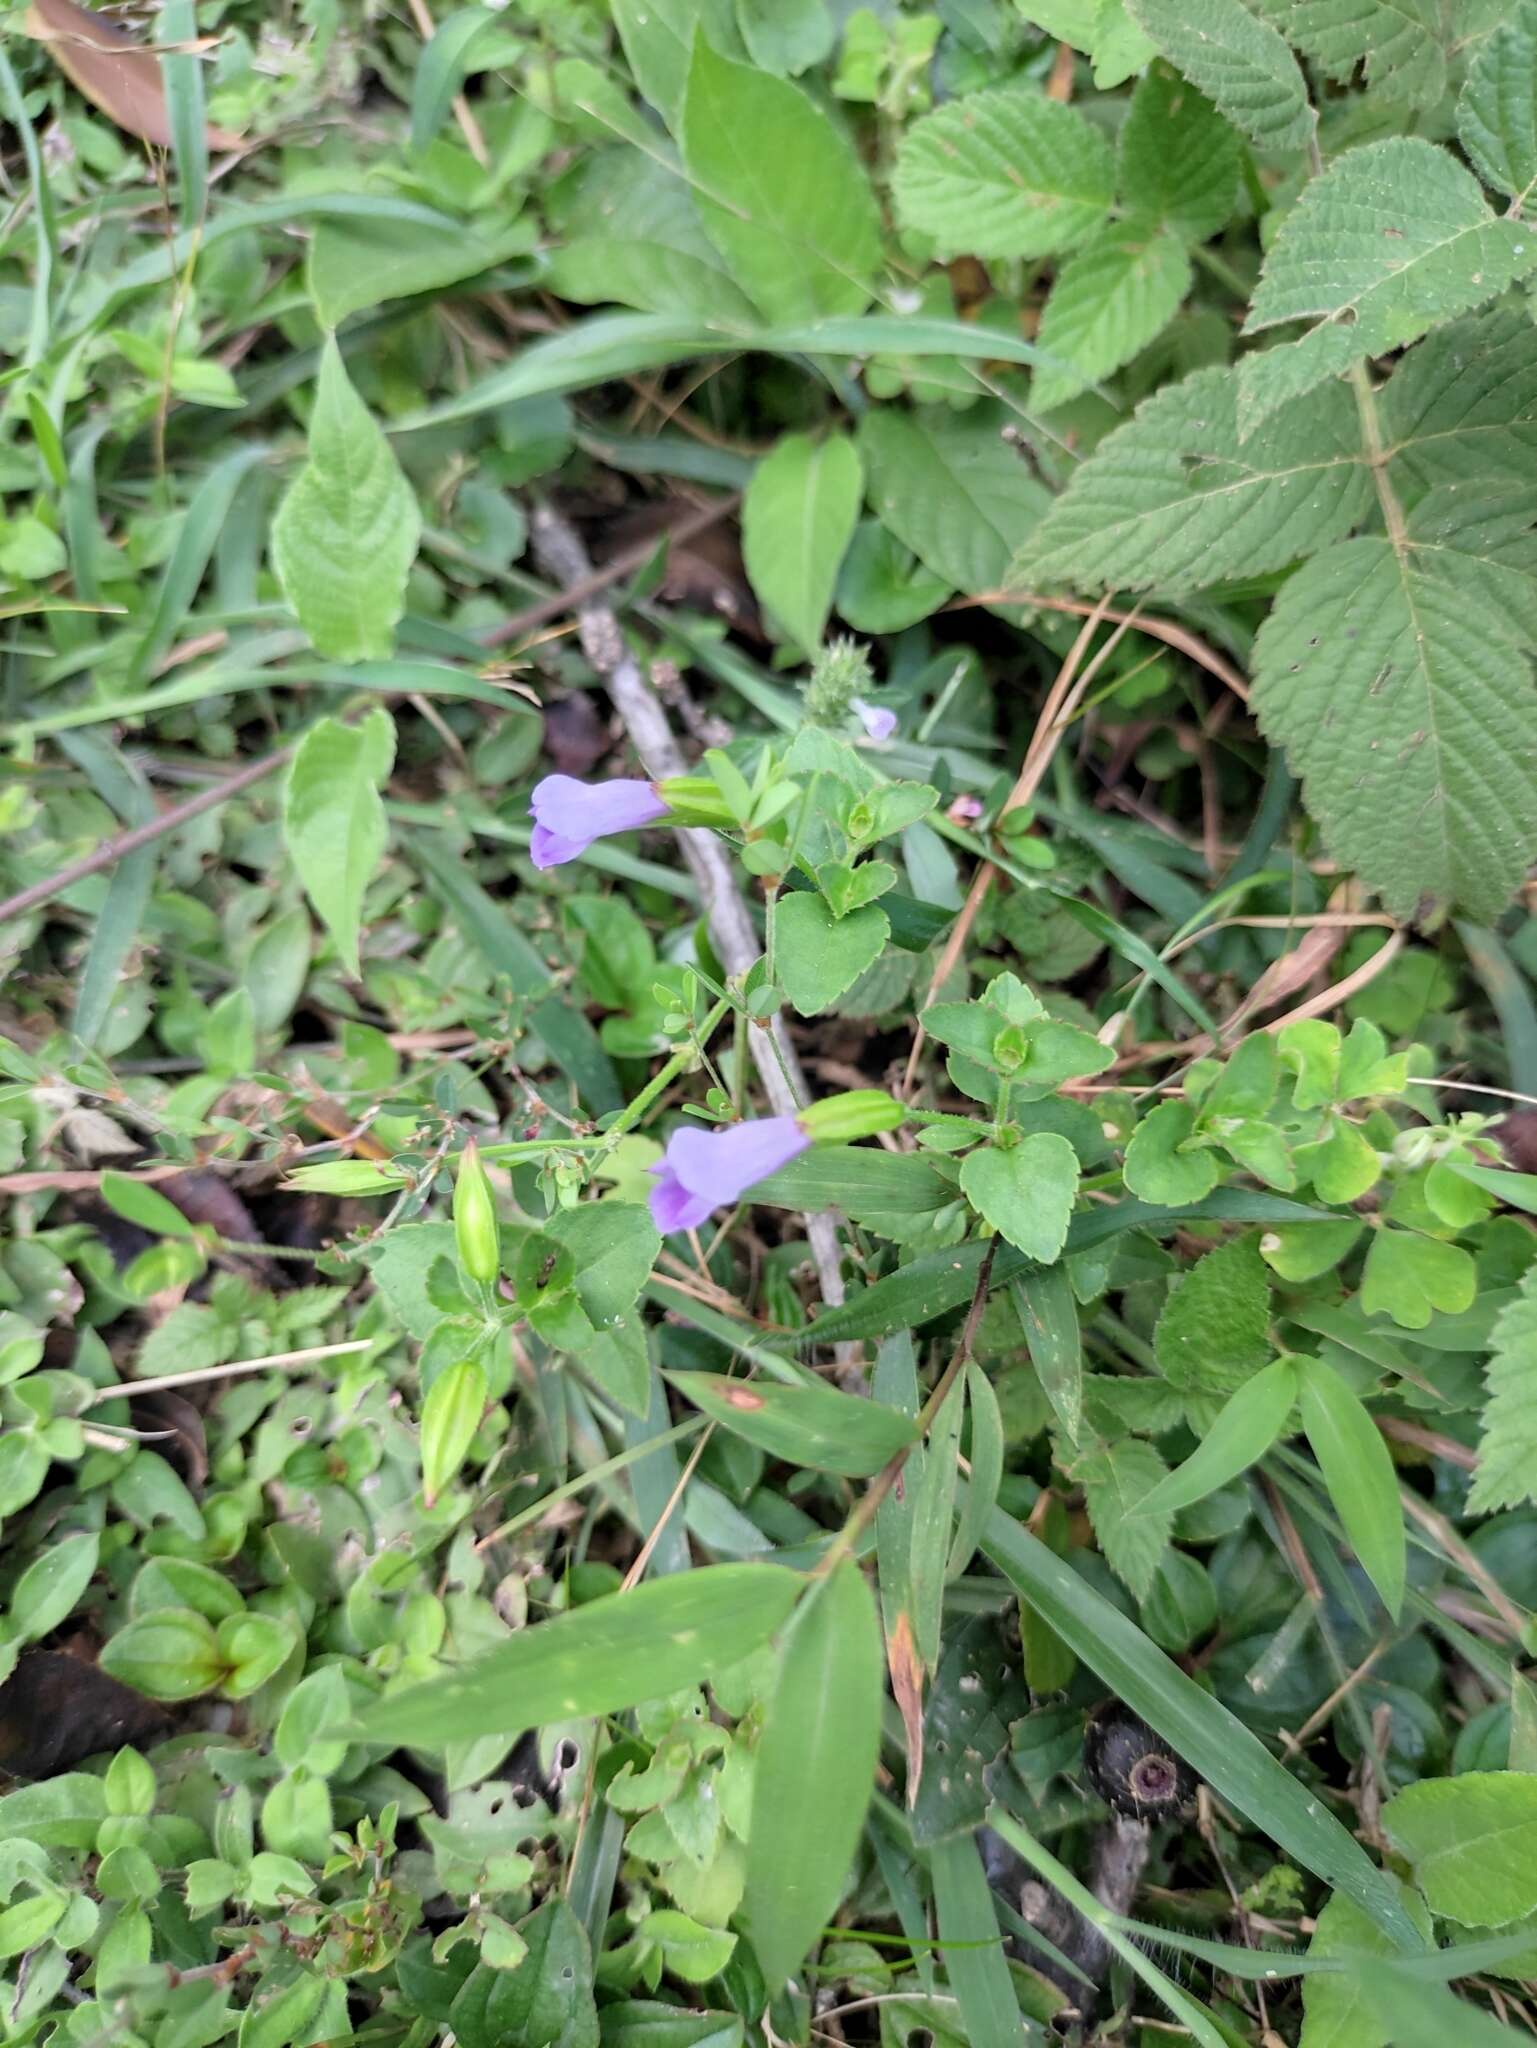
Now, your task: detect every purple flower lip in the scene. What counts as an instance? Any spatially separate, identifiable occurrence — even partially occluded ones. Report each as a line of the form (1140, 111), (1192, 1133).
(529, 775), (669, 869)
(648, 1115), (810, 1234)
(853, 698), (897, 743)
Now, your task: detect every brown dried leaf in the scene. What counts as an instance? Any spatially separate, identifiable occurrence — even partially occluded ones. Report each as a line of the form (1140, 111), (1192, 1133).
(25, 0), (239, 151)
(885, 1606), (926, 1807)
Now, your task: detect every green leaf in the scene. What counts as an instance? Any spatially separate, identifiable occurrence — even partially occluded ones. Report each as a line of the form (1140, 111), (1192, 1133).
(909, 1374), (963, 1671)
(1067, 1436), (1173, 1599)
(1031, 225), (1192, 412)
(10, 1530), (99, 1643)
(1014, 365), (1370, 596)
(1238, 140), (1537, 432)
(1021, 0), (1156, 88)
(736, 0), (833, 76)
(352, 1565), (801, 1748)
(930, 1833), (1028, 2048)
(410, 6), (501, 151)
(1137, 1357), (1298, 1520)
(1155, 1231), (1272, 1395)
(949, 1361), (1004, 1581)
(1300, 1883), (1434, 2048)
(1384, 1772), (1537, 1927)
(547, 153), (761, 324)
(681, 35), (880, 321)
(1381, 308), (1537, 494)
(741, 431), (862, 654)
(1298, 1355), (1405, 1618)
(1458, 0), (1537, 204)
(960, 1134), (1079, 1263)
(1122, 1099), (1217, 1205)
(981, 1505), (1427, 1948)
(1361, 1226), (1477, 1330)
(664, 1370), (916, 1475)
(1251, 0), (1445, 108)
(1358, 1969), (1535, 2048)
(1469, 1265), (1537, 1514)
(1251, 492), (1537, 922)
(797, 1188), (1329, 1350)
(1010, 1265), (1083, 1443)
(860, 403), (1049, 596)
(1120, 62), (1242, 243)
(462, 1900), (598, 2048)
(306, 214), (534, 328)
(99, 1609), (224, 1701)
(420, 1360), (486, 1508)
(745, 1560), (881, 1989)
(1125, 0), (1314, 152)
(548, 1201), (662, 1331)
(270, 338), (421, 662)
(774, 894), (890, 1015)
(893, 82), (1114, 259)
(283, 710), (396, 979)
(99, 1171), (196, 1239)
(237, 1972), (326, 2048)
(614, 0), (743, 124)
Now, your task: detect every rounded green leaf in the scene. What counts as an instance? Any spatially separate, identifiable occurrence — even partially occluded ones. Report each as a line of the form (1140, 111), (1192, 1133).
(99, 1609), (224, 1701)
(959, 1132), (1079, 1263)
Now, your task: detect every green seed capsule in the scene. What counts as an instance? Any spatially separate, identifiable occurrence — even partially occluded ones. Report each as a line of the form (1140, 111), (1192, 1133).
(453, 1139), (499, 1285)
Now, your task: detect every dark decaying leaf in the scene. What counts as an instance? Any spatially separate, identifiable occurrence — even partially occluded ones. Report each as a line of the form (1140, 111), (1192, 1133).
(0, 1650), (173, 1778)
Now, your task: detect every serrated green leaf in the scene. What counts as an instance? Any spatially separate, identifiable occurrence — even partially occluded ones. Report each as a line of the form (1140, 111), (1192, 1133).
(1068, 1436), (1173, 1599)
(1251, 0), (1445, 108)
(1032, 225), (1192, 412)
(861, 403), (1049, 595)
(1251, 491), (1537, 922)
(681, 35), (880, 320)
(1155, 1232), (1273, 1395)
(1119, 62), (1242, 242)
(351, 1565), (801, 1747)
(742, 431), (862, 654)
(1238, 139), (1537, 433)
(1458, 0), (1537, 204)
(1020, 0), (1157, 88)
(1382, 309), (1537, 495)
(1126, 0), (1314, 153)
(1298, 1354), (1405, 1617)
(1469, 1265), (1537, 1514)
(270, 338), (420, 662)
(745, 1561), (881, 1989)
(892, 81), (1114, 259)
(1384, 1773), (1537, 1927)
(283, 710), (395, 979)
(1014, 365), (1370, 595)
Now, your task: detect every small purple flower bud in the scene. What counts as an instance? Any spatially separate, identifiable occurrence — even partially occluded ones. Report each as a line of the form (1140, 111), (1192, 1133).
(529, 775), (669, 870)
(648, 1115), (811, 1234)
(853, 698), (897, 743)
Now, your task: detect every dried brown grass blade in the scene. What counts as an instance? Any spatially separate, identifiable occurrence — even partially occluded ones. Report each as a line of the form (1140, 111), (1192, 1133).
(25, 0), (239, 151)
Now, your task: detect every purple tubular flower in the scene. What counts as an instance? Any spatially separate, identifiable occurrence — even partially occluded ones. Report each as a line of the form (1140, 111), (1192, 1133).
(648, 1116), (810, 1233)
(529, 775), (669, 870)
(853, 697), (897, 742)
